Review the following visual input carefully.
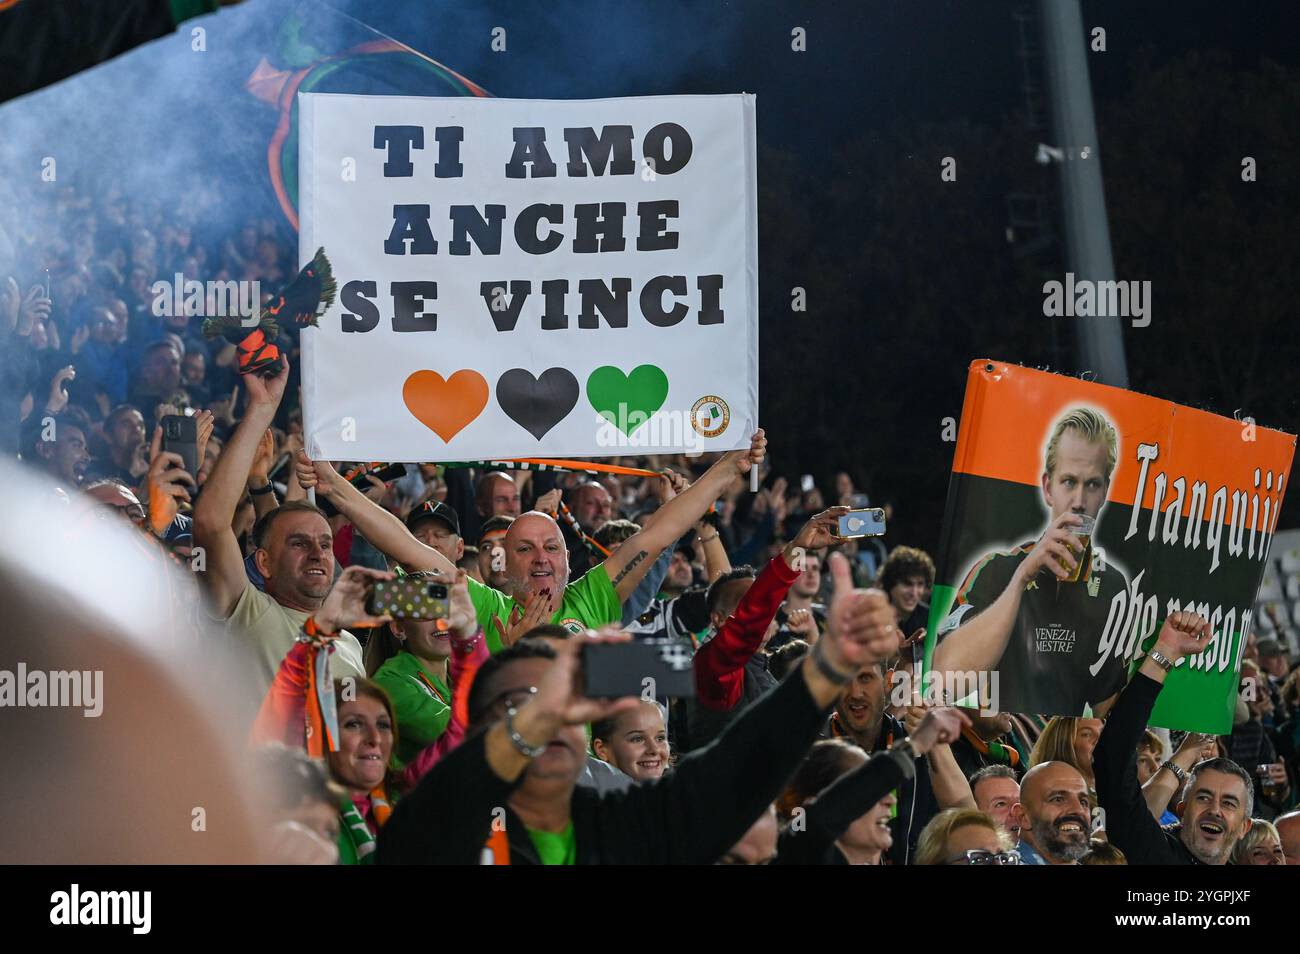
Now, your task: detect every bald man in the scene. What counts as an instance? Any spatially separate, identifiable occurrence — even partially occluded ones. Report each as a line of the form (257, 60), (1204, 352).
(1277, 810), (1300, 865)
(300, 431), (766, 652)
(1011, 761), (1091, 864)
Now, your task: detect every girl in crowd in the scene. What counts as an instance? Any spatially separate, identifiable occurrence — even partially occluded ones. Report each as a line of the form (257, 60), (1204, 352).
(915, 808), (1019, 865)
(591, 701), (671, 782)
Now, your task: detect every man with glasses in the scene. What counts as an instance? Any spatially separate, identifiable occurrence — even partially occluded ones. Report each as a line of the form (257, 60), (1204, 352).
(377, 553), (906, 864)
(83, 478), (147, 526)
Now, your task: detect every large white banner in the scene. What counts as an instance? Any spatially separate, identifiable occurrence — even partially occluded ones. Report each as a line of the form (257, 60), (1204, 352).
(299, 93), (758, 461)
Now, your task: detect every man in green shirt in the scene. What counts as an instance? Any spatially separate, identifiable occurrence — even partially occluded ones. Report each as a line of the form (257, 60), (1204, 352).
(294, 428), (766, 653)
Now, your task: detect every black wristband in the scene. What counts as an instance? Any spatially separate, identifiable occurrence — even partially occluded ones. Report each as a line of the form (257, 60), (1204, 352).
(810, 641), (855, 686)
(249, 482), (275, 496)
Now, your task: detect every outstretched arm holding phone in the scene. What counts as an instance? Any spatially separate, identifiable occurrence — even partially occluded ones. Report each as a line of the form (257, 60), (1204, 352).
(378, 551), (900, 864)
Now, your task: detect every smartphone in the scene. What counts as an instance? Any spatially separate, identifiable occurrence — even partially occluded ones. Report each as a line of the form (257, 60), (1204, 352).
(583, 638), (696, 699)
(349, 462), (407, 488)
(837, 507), (887, 539)
(801, 474), (815, 493)
(160, 413), (199, 478)
(366, 578), (449, 621)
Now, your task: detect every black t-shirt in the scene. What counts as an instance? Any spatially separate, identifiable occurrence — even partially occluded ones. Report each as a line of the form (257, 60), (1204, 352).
(938, 544), (1128, 716)
(899, 601), (929, 639)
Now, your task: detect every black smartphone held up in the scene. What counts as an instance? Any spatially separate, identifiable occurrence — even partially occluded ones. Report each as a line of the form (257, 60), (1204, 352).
(349, 462), (407, 489)
(582, 638), (696, 699)
(160, 413), (199, 478)
(836, 507), (887, 539)
(366, 578), (449, 622)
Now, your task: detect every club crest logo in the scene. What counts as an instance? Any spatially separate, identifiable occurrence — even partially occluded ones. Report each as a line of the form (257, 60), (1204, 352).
(690, 395), (730, 438)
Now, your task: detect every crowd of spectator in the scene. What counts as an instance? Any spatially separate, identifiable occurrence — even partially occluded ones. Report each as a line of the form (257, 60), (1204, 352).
(3, 177), (1298, 866)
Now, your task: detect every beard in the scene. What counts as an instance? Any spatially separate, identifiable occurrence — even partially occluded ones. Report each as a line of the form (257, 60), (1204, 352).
(1031, 815), (1090, 862)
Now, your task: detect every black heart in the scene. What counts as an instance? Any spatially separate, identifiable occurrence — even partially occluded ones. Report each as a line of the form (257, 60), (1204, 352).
(496, 367), (580, 440)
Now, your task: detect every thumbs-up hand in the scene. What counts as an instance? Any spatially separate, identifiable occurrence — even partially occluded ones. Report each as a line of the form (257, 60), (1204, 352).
(823, 551), (899, 671)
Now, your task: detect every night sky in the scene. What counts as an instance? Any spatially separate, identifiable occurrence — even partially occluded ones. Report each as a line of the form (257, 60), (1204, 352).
(4, 0), (1298, 548)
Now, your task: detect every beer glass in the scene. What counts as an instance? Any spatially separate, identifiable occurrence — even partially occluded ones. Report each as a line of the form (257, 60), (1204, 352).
(1063, 514), (1095, 582)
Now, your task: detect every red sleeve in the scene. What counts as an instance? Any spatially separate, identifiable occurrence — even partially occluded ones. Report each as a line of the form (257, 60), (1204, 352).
(332, 522), (355, 569)
(693, 554), (799, 711)
(401, 631), (490, 788)
(250, 640), (311, 748)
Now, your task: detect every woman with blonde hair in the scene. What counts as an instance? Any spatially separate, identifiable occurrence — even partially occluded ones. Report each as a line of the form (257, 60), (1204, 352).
(1030, 716), (1103, 790)
(915, 808), (1019, 865)
(1231, 819), (1285, 865)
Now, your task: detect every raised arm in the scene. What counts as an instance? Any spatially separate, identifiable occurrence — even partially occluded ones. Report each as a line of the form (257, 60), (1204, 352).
(694, 509), (844, 710)
(932, 512), (1082, 674)
(193, 363), (288, 617)
(296, 451), (457, 578)
(623, 550), (902, 863)
(788, 707), (967, 863)
(378, 632), (644, 864)
(1094, 612), (1210, 863)
(604, 429), (766, 602)
(246, 427), (280, 520)
(1142, 732), (1216, 822)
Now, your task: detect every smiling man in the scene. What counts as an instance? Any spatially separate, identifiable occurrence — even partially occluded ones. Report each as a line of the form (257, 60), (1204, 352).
(193, 362), (364, 699)
(300, 424), (767, 653)
(934, 407), (1131, 716)
(29, 406), (92, 490)
(1094, 610), (1255, 864)
(1012, 761), (1091, 864)
(970, 764), (1022, 842)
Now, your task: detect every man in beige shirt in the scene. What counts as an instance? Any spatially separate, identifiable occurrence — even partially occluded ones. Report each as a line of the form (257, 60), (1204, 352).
(193, 361), (363, 701)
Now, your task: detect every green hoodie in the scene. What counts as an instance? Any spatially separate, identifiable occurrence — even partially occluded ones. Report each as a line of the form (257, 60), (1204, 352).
(372, 651), (452, 768)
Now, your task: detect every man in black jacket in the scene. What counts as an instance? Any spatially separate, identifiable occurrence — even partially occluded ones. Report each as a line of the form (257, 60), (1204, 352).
(377, 552), (901, 865)
(1094, 610), (1255, 864)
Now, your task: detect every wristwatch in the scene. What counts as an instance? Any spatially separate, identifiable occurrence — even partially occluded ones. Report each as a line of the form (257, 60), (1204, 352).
(1163, 761), (1187, 784)
(505, 703), (547, 758)
(1147, 648), (1175, 673)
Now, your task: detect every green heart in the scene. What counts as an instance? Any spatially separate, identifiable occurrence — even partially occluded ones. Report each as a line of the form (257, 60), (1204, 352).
(586, 364), (669, 436)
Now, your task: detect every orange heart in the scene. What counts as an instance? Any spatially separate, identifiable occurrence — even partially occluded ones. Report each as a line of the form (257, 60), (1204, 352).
(402, 370), (489, 442)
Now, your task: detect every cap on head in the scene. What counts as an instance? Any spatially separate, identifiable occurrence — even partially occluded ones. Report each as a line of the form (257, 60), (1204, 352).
(405, 500), (461, 537)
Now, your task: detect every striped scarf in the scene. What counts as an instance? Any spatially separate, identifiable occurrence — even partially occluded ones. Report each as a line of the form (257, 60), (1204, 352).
(340, 787), (393, 864)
